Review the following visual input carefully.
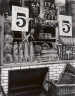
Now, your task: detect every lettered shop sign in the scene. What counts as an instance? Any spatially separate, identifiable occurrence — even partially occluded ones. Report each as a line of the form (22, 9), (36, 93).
(59, 15), (72, 36)
(12, 6), (29, 31)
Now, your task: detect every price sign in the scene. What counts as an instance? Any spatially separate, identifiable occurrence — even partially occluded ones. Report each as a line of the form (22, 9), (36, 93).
(12, 6), (29, 31)
(59, 15), (72, 36)
(43, 2), (57, 20)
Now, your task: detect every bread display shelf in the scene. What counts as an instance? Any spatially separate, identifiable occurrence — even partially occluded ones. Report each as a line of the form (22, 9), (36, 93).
(0, 60), (75, 69)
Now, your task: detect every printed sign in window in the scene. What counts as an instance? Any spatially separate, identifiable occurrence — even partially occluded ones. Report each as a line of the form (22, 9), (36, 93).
(59, 15), (72, 36)
(12, 6), (29, 32)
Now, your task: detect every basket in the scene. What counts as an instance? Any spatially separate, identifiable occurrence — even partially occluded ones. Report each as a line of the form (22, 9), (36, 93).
(57, 64), (75, 84)
(63, 64), (75, 75)
(47, 80), (75, 96)
(57, 72), (75, 84)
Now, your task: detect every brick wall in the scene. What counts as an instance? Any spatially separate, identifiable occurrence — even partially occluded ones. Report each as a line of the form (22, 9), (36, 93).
(1, 63), (75, 95)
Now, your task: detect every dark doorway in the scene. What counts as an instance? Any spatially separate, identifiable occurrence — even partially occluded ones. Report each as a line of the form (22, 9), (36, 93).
(8, 67), (48, 96)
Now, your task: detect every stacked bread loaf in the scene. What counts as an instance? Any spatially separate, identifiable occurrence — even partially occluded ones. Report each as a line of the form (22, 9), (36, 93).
(4, 22), (13, 63)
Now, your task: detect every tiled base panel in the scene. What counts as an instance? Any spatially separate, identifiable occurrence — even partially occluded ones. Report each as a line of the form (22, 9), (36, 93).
(1, 63), (75, 95)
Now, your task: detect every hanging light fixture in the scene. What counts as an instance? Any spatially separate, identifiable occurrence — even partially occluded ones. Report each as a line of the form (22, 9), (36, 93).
(55, 0), (65, 7)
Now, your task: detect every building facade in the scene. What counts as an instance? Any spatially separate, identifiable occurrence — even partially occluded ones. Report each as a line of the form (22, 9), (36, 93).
(66, 0), (75, 36)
